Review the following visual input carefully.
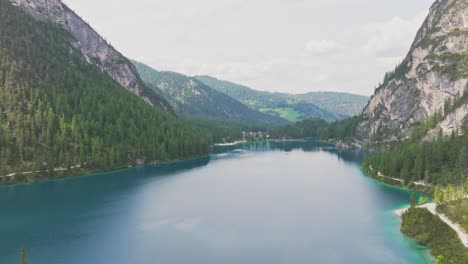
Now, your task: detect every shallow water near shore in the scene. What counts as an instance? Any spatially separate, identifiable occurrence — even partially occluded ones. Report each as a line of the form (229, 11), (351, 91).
(0, 141), (431, 263)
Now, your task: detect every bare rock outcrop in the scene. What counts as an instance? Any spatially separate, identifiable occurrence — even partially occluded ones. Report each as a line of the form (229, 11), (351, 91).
(358, 0), (468, 141)
(10, 0), (173, 113)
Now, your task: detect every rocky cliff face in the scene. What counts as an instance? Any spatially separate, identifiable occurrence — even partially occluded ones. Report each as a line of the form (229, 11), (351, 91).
(358, 0), (468, 141)
(10, 0), (172, 113)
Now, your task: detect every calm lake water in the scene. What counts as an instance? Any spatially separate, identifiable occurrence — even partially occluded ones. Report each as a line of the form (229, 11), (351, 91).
(0, 141), (431, 264)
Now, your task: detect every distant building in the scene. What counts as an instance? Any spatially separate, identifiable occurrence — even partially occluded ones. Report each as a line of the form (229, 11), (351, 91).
(242, 131), (270, 141)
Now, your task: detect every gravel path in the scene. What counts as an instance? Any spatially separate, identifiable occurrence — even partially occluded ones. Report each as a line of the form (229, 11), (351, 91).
(395, 203), (468, 247)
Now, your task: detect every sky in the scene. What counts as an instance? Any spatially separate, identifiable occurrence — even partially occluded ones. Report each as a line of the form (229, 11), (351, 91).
(63, 0), (434, 96)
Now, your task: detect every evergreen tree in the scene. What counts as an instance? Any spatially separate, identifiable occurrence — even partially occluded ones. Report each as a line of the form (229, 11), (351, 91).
(0, 0), (213, 183)
(445, 184), (455, 201)
(410, 193), (416, 207)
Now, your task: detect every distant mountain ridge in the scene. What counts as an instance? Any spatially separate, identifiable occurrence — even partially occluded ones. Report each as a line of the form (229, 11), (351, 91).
(289, 91), (369, 118)
(195, 76), (368, 122)
(133, 61), (289, 125)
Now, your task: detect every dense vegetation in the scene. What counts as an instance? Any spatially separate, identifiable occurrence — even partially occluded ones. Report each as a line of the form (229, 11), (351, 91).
(195, 75), (368, 121)
(267, 116), (362, 141)
(185, 118), (269, 144)
(0, 0), (211, 183)
(363, 112), (467, 186)
(363, 85), (468, 185)
(364, 83), (468, 262)
(437, 198), (468, 232)
(133, 61), (288, 125)
(295, 92), (369, 118)
(401, 207), (468, 263)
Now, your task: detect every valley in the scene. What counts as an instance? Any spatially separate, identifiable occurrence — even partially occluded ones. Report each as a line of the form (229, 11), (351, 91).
(0, 0), (466, 263)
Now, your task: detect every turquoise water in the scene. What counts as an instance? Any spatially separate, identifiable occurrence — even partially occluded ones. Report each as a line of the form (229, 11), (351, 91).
(0, 141), (431, 263)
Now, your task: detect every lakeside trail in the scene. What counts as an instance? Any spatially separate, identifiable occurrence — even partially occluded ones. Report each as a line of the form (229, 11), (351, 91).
(395, 203), (468, 247)
(368, 165), (432, 187)
(0, 165), (82, 179)
(370, 165), (467, 247)
(214, 140), (247, 146)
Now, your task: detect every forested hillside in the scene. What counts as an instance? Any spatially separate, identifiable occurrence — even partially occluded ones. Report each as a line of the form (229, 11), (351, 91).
(294, 92), (369, 118)
(10, 0), (173, 113)
(364, 127), (467, 186)
(267, 117), (362, 142)
(133, 61), (288, 125)
(0, 0), (211, 183)
(401, 207), (468, 263)
(195, 76), (368, 121)
(363, 89), (468, 185)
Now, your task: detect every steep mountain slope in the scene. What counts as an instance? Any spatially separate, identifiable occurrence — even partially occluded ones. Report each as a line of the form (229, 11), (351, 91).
(358, 0), (468, 141)
(0, 0), (210, 183)
(133, 61), (289, 125)
(195, 76), (368, 121)
(9, 0), (172, 113)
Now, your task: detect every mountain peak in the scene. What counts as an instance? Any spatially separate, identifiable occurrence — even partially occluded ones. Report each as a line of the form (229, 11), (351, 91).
(10, 0), (173, 113)
(358, 0), (468, 141)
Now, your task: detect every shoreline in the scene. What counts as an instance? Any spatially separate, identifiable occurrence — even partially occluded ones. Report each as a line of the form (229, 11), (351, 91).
(394, 203), (468, 248)
(214, 140), (247, 146)
(1, 139), (311, 186)
(0, 138), (455, 261)
(361, 167), (440, 261)
(394, 206), (409, 217)
(0, 152), (212, 187)
(364, 165), (433, 195)
(0, 138), (332, 187)
(364, 163), (468, 261)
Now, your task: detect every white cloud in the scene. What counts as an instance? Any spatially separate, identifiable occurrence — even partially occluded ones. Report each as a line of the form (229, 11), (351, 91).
(375, 56), (404, 68)
(72, 0), (433, 96)
(362, 11), (428, 56)
(194, 58), (289, 82)
(139, 56), (290, 83)
(304, 39), (346, 55)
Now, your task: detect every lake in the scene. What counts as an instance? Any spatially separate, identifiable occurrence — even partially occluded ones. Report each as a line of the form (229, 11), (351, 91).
(0, 141), (431, 263)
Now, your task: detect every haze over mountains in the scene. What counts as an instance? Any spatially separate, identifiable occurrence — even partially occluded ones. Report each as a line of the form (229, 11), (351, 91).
(134, 61), (369, 123)
(195, 76), (368, 121)
(133, 61), (289, 125)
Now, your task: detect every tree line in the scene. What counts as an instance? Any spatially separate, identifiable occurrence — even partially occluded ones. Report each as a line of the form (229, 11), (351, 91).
(363, 117), (467, 189)
(267, 116), (361, 141)
(363, 87), (468, 187)
(0, 0), (211, 182)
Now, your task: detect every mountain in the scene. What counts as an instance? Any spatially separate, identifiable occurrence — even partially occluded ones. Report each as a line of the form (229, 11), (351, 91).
(195, 76), (368, 122)
(292, 92), (369, 118)
(0, 0), (211, 183)
(133, 61), (289, 125)
(358, 0), (468, 142)
(10, 0), (172, 113)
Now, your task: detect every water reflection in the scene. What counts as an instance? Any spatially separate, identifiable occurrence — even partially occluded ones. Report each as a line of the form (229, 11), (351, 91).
(0, 140), (429, 264)
(214, 140), (364, 165)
